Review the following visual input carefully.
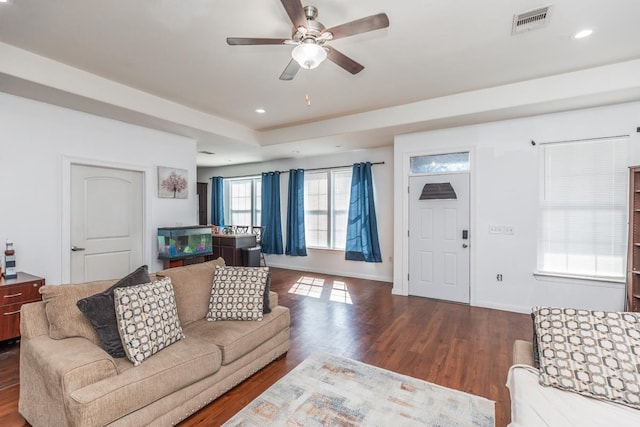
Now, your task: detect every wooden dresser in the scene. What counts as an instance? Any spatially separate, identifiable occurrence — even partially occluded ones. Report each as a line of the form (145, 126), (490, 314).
(0, 272), (45, 341)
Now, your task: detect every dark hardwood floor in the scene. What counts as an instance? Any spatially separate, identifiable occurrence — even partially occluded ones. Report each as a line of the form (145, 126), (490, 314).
(0, 267), (531, 427)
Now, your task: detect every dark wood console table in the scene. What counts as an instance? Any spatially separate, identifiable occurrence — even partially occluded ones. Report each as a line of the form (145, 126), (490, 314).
(1, 272), (45, 342)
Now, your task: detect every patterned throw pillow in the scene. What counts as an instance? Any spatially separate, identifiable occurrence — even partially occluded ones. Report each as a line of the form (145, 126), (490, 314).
(114, 277), (185, 366)
(532, 306), (640, 409)
(207, 267), (269, 321)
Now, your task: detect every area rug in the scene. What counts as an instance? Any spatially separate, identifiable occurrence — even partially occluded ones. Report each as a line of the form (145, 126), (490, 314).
(223, 351), (494, 426)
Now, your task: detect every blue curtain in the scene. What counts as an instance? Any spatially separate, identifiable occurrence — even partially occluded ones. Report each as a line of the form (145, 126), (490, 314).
(345, 162), (382, 262)
(261, 171), (284, 254)
(210, 176), (225, 226)
(286, 169), (307, 256)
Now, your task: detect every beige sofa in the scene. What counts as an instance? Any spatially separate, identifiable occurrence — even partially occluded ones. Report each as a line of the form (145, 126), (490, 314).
(507, 340), (640, 426)
(19, 259), (290, 427)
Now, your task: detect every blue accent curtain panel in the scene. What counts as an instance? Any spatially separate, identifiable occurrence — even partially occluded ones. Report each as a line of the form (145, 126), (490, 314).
(261, 171), (284, 254)
(286, 169), (307, 256)
(345, 162), (382, 262)
(210, 176), (225, 226)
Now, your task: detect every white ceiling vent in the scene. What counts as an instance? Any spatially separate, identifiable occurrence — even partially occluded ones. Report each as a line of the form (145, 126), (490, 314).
(512, 5), (552, 35)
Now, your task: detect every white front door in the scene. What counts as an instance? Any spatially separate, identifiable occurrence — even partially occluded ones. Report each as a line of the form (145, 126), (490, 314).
(71, 164), (144, 283)
(409, 173), (470, 303)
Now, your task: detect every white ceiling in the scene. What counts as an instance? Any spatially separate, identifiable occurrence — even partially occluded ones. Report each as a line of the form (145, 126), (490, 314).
(1, 0), (640, 166)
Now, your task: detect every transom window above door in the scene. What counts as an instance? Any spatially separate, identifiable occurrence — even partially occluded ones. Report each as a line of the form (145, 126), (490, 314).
(410, 152), (470, 174)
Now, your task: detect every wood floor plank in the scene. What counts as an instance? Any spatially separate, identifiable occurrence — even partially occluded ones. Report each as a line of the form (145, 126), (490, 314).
(0, 267), (530, 427)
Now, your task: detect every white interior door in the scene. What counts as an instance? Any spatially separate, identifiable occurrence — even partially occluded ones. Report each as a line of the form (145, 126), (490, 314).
(409, 173), (470, 303)
(71, 164), (143, 283)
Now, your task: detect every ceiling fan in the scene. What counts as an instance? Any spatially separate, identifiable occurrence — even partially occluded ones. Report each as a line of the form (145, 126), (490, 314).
(226, 0), (389, 80)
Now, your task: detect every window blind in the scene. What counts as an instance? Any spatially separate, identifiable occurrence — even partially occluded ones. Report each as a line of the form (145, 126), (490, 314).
(538, 136), (629, 280)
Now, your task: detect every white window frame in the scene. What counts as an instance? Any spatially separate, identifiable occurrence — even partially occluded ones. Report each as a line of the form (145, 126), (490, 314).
(536, 136), (629, 282)
(304, 168), (352, 250)
(225, 176), (261, 226)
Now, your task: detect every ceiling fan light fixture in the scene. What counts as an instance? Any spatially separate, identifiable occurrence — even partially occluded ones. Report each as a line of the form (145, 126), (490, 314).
(292, 42), (327, 69)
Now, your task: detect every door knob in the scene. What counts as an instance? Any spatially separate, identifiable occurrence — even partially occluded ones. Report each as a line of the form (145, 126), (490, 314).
(462, 243), (468, 248)
(71, 246), (86, 251)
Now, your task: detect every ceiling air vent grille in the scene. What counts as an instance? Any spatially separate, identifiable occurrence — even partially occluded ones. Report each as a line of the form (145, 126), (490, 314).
(512, 5), (552, 35)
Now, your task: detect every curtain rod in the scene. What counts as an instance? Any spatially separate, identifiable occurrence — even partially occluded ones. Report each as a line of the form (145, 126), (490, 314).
(210, 161), (385, 180)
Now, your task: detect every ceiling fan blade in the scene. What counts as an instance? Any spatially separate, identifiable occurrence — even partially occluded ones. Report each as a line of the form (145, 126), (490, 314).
(326, 47), (364, 75)
(322, 13), (389, 40)
(279, 59), (301, 81)
(280, 0), (308, 30)
(227, 37), (290, 45)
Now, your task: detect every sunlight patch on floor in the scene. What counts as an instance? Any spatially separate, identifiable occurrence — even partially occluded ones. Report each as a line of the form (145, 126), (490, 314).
(329, 281), (353, 304)
(288, 276), (325, 298)
(289, 277), (353, 304)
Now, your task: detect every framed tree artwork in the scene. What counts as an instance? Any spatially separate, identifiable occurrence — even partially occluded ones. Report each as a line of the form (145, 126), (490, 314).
(158, 167), (188, 199)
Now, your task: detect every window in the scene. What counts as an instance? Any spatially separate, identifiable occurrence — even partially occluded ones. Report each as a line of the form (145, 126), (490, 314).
(225, 177), (261, 226)
(304, 169), (352, 249)
(538, 137), (629, 280)
(410, 152), (469, 174)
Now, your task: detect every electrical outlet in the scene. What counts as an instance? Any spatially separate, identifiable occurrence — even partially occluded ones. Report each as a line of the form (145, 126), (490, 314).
(503, 226), (515, 235)
(489, 225), (501, 234)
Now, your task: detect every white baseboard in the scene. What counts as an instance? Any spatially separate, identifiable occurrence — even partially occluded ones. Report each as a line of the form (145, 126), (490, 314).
(265, 262), (393, 283)
(473, 300), (531, 314)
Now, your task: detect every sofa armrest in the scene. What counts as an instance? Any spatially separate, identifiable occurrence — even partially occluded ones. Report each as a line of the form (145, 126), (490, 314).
(512, 339), (535, 367)
(20, 301), (49, 339)
(21, 335), (118, 397)
(268, 291), (278, 308)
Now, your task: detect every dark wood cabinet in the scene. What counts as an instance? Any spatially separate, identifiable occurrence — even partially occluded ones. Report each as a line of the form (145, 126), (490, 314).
(210, 234), (257, 266)
(0, 272), (45, 341)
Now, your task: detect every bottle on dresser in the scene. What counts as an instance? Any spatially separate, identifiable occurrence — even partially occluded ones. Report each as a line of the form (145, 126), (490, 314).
(4, 239), (17, 279)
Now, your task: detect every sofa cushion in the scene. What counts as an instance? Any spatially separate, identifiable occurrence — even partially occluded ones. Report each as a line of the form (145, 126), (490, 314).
(186, 305), (290, 365)
(156, 257), (226, 326)
(207, 266), (269, 322)
(41, 279), (117, 345)
(114, 277), (185, 366)
(76, 265), (151, 358)
(67, 337), (222, 427)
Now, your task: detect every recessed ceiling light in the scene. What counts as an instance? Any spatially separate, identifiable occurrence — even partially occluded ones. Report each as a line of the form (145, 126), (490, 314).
(255, 108), (266, 114)
(0, 0), (14, 4)
(573, 29), (593, 39)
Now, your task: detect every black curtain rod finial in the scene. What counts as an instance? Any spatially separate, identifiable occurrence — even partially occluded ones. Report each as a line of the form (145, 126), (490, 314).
(531, 140), (536, 146)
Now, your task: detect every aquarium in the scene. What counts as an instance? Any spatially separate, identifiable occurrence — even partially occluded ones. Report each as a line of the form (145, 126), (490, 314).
(157, 226), (213, 260)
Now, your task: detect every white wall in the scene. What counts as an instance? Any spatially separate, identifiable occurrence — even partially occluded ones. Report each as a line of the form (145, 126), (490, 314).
(394, 101), (640, 313)
(0, 92), (198, 283)
(198, 147), (394, 282)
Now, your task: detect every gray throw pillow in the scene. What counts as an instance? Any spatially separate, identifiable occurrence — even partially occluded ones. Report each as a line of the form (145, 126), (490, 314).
(263, 272), (271, 314)
(76, 265), (150, 357)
